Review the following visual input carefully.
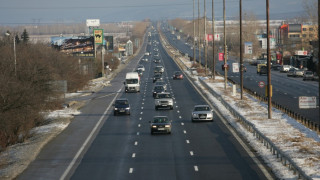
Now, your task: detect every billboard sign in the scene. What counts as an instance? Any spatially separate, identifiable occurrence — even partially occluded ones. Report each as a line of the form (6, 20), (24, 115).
(232, 63), (239, 73)
(219, 53), (224, 61)
(104, 36), (114, 51)
(51, 36), (94, 58)
(86, 19), (100, 27)
(206, 34), (213, 41)
(93, 29), (104, 44)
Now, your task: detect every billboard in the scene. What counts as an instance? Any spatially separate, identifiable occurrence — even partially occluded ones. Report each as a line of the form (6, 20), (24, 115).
(104, 36), (113, 51)
(245, 42), (253, 54)
(51, 36), (95, 58)
(86, 19), (100, 27)
(93, 29), (104, 44)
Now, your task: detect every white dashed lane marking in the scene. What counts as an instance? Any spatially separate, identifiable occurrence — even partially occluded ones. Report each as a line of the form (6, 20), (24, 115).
(181, 122), (184, 126)
(194, 166), (199, 172)
(132, 153), (136, 158)
(190, 151), (194, 156)
(134, 141), (138, 146)
(138, 124), (141, 127)
(183, 130), (187, 134)
(186, 140), (190, 144)
(137, 132), (140, 135)
(129, 168), (133, 173)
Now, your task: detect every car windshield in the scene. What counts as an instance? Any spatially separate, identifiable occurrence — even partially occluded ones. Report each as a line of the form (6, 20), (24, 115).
(194, 106), (210, 111)
(115, 100), (128, 105)
(305, 71), (313, 75)
(157, 93), (171, 98)
(153, 117), (169, 123)
(126, 79), (138, 84)
(154, 86), (164, 90)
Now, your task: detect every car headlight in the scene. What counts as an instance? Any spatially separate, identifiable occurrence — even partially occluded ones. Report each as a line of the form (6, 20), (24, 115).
(125, 107), (130, 110)
(192, 113), (197, 118)
(165, 125), (171, 128)
(207, 113), (213, 118)
(152, 125), (157, 128)
(114, 108), (118, 110)
(169, 101), (173, 105)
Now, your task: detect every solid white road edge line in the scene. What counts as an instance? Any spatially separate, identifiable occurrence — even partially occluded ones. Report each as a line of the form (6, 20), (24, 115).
(60, 87), (123, 180)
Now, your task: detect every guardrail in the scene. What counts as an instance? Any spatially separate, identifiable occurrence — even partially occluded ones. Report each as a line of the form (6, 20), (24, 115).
(198, 77), (311, 180)
(160, 29), (319, 134)
(159, 28), (312, 179)
(225, 77), (320, 133)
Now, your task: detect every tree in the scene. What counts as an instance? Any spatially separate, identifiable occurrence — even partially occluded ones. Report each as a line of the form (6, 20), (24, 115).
(21, 29), (29, 43)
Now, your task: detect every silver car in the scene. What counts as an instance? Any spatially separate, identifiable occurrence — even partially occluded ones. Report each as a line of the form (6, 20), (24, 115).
(191, 105), (213, 122)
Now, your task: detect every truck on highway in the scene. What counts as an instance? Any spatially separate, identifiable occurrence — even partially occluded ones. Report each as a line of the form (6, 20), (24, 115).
(124, 72), (140, 93)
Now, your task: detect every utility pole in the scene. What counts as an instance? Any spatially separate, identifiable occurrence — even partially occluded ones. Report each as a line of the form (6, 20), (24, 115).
(212, 0), (215, 80)
(198, 0), (201, 66)
(223, 0), (227, 90)
(240, 0), (243, 99)
(193, 0), (196, 64)
(204, 0), (207, 75)
(266, 0), (272, 119)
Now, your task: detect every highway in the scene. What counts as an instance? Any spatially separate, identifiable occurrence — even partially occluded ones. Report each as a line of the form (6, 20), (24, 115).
(161, 24), (319, 124)
(18, 30), (273, 180)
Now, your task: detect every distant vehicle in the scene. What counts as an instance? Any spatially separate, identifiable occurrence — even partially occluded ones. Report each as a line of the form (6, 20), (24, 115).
(152, 85), (165, 97)
(154, 92), (173, 110)
(153, 73), (163, 83)
(135, 69), (143, 76)
(287, 68), (297, 77)
(293, 69), (304, 77)
(257, 64), (267, 74)
(256, 59), (267, 66)
(137, 64), (145, 72)
(145, 52), (150, 56)
(280, 65), (293, 72)
(303, 71), (314, 81)
(155, 80), (167, 91)
(113, 98), (130, 116)
(149, 116), (172, 134)
(191, 105), (213, 122)
(154, 59), (161, 63)
(173, 71), (184, 79)
(271, 64), (281, 71)
(141, 58), (148, 62)
(124, 72), (140, 93)
(154, 66), (164, 74)
(259, 66), (268, 75)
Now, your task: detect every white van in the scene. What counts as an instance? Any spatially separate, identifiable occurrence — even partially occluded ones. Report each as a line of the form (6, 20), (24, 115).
(124, 72), (140, 93)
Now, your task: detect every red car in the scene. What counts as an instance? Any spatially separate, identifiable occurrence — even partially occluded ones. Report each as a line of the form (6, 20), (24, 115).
(173, 71), (183, 79)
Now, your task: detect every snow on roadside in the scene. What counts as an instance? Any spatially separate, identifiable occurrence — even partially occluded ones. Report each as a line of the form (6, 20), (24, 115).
(0, 78), (106, 180)
(177, 54), (320, 179)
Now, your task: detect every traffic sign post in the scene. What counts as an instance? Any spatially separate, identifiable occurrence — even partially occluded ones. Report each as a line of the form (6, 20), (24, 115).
(258, 81), (265, 88)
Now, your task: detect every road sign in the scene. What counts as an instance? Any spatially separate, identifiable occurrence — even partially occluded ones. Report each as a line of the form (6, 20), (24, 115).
(219, 53), (224, 61)
(258, 81), (265, 88)
(232, 63), (239, 73)
(299, 96), (317, 109)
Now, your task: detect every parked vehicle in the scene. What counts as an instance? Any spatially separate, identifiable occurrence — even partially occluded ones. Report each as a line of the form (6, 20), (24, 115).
(149, 116), (172, 134)
(259, 66), (268, 75)
(293, 69), (304, 77)
(287, 68), (297, 77)
(303, 71), (314, 81)
(124, 72), (140, 93)
(280, 65), (293, 72)
(113, 98), (130, 116)
(257, 64), (267, 74)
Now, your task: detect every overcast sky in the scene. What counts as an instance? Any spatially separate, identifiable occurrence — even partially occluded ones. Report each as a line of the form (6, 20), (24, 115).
(0, 0), (308, 25)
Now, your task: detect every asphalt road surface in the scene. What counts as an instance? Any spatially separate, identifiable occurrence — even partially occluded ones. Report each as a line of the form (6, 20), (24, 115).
(161, 24), (319, 125)
(18, 30), (273, 180)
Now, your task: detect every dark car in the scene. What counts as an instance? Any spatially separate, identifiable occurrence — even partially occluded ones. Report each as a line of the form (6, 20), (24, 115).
(259, 66), (267, 75)
(173, 71), (184, 79)
(135, 69), (143, 76)
(113, 98), (130, 116)
(152, 85), (165, 97)
(153, 73), (163, 83)
(149, 116), (172, 134)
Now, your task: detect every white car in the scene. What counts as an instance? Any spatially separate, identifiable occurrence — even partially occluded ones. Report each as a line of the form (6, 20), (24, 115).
(154, 92), (173, 110)
(137, 64), (145, 72)
(280, 65), (293, 72)
(191, 105), (213, 122)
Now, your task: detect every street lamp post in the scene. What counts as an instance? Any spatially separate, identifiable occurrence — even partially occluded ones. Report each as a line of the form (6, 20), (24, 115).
(5, 33), (17, 76)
